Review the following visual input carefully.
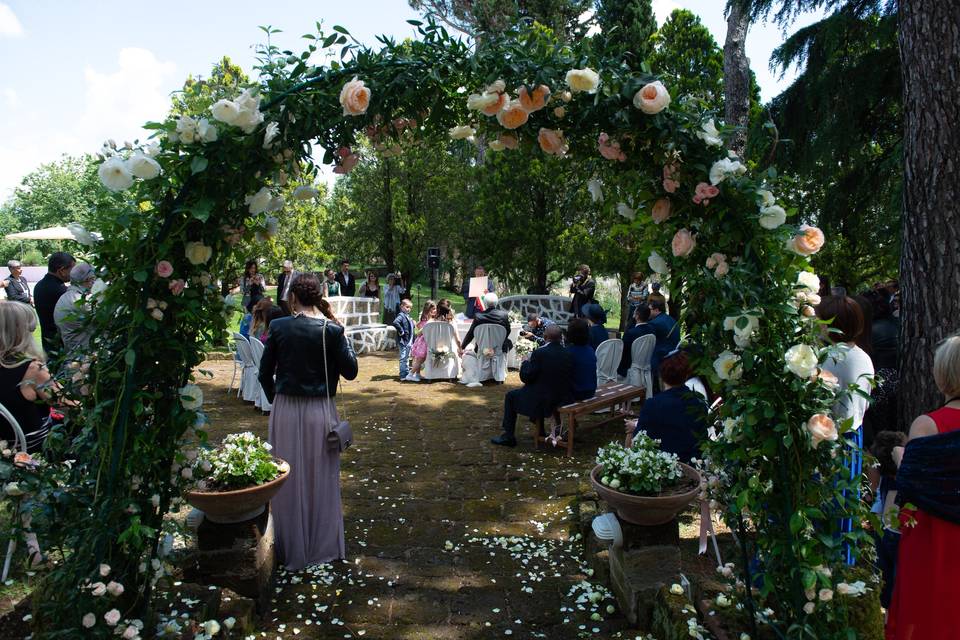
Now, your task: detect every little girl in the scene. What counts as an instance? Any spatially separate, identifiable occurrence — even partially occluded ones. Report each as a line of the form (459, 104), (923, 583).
(404, 300), (437, 382)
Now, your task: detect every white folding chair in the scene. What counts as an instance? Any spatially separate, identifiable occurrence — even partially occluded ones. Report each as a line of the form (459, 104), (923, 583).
(473, 324), (508, 383)
(248, 337), (271, 413)
(421, 322), (461, 380)
(0, 402), (29, 582)
(595, 338), (624, 388)
(626, 334), (655, 392)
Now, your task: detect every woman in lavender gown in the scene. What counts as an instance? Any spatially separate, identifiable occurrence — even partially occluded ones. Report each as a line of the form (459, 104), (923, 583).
(258, 273), (358, 570)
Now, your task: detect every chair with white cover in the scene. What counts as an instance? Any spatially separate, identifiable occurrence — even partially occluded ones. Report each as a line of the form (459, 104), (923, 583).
(229, 333), (247, 394)
(247, 337), (272, 412)
(473, 324), (508, 383)
(235, 336), (259, 403)
(626, 334), (655, 392)
(421, 322), (461, 380)
(0, 402), (33, 582)
(595, 338), (624, 388)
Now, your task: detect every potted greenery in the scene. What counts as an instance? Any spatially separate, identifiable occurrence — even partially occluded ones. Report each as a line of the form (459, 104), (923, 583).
(183, 432), (289, 524)
(590, 432), (701, 525)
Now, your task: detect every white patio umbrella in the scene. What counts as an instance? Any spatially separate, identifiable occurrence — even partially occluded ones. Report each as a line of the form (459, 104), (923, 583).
(4, 226), (78, 241)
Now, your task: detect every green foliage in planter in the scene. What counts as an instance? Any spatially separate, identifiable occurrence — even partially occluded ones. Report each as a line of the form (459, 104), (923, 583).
(192, 432), (283, 491)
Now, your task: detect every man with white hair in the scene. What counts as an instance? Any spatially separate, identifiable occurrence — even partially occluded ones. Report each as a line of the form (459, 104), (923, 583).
(459, 292), (512, 355)
(54, 262), (97, 352)
(276, 259), (299, 316)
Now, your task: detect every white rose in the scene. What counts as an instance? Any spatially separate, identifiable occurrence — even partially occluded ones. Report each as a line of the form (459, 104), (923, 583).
(292, 185), (317, 200)
(784, 344), (819, 378)
(179, 384), (203, 411)
(466, 92), (501, 112)
(203, 619), (221, 635)
(99, 563), (111, 577)
(633, 80), (671, 114)
(142, 142), (160, 158)
(616, 202), (635, 220)
(587, 179), (603, 203)
(210, 99), (240, 125)
(98, 156), (134, 192)
(122, 626), (139, 639)
(696, 118), (723, 147)
(175, 115), (198, 144)
(449, 125), (475, 140)
(713, 350), (742, 381)
(245, 186), (273, 214)
(264, 215), (279, 237)
(180, 467), (193, 480)
(709, 157), (747, 185)
(648, 251), (669, 275)
(150, 494), (160, 508)
(803, 602), (815, 615)
(818, 588), (833, 602)
(488, 140), (506, 152)
(128, 153), (161, 180)
(67, 223), (97, 246)
(197, 118), (218, 143)
(4, 482), (24, 496)
(82, 613), (96, 628)
(796, 270), (820, 293)
(107, 581), (124, 596)
(758, 205), (786, 229)
(723, 313), (759, 340)
(756, 189), (776, 207)
(234, 107), (264, 134)
(104, 609), (121, 626)
(184, 241), (213, 265)
(223, 617), (236, 630)
(565, 67), (600, 93)
(90, 582), (107, 596)
(262, 121), (280, 149)
(266, 195), (285, 213)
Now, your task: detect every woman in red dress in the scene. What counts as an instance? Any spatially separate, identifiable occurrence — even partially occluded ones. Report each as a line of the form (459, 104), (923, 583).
(886, 335), (960, 640)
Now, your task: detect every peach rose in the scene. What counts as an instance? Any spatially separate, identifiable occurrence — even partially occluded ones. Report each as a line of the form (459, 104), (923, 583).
(553, 106), (566, 118)
(806, 414), (838, 447)
(481, 92), (508, 116)
(693, 182), (720, 205)
(538, 128), (568, 156)
(633, 80), (671, 115)
(518, 84), (551, 112)
(155, 261), (173, 278)
(339, 77), (371, 116)
(791, 224), (825, 256)
(814, 369), (840, 389)
(714, 260), (730, 277)
(333, 147), (359, 174)
(168, 279), (186, 296)
(671, 228), (696, 257)
(651, 198), (672, 224)
(663, 164), (680, 193)
(498, 134), (519, 150)
(496, 100), (529, 129)
(598, 133), (626, 162)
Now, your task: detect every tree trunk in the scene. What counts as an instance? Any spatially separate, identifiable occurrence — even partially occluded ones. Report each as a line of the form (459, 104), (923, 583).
(723, 2), (751, 156)
(382, 159), (396, 272)
(618, 270), (631, 333)
(897, 0), (960, 425)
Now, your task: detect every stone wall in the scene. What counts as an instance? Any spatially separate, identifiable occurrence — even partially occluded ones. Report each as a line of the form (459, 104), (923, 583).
(326, 296), (397, 353)
(499, 295), (575, 326)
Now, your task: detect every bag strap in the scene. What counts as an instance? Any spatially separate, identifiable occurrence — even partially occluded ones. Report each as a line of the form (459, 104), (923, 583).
(320, 318), (346, 418)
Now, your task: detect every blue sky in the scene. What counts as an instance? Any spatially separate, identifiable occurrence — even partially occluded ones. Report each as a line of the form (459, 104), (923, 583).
(0, 0), (822, 199)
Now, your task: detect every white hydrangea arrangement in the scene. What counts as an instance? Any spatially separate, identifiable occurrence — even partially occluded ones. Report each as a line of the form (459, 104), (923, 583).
(191, 432), (286, 491)
(596, 432), (682, 495)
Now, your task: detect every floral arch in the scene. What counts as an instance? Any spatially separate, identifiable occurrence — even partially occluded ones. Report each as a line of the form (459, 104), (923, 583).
(19, 17), (864, 638)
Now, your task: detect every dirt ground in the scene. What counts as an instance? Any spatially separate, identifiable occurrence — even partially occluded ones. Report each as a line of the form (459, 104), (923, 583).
(195, 352), (727, 639)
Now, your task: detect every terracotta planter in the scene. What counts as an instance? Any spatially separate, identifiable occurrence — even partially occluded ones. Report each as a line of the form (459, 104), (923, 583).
(590, 463), (701, 526)
(184, 459), (290, 524)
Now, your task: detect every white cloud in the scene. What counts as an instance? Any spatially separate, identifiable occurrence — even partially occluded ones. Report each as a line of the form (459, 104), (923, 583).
(0, 3), (23, 37)
(2, 88), (17, 109)
(652, 0), (682, 25)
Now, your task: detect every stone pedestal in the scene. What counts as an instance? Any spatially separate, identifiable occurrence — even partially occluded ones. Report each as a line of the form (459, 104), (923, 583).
(607, 544), (681, 629)
(184, 510), (275, 612)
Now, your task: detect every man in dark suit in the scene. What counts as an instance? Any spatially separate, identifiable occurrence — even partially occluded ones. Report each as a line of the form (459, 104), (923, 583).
(648, 299), (679, 380)
(618, 303), (655, 378)
(568, 264), (597, 317)
(335, 260), (356, 297)
(276, 260), (300, 316)
(4, 260), (31, 305)
(491, 325), (572, 447)
(34, 251), (75, 355)
(459, 293), (512, 354)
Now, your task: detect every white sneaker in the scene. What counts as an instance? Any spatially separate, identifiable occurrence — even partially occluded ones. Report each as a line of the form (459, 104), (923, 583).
(405, 373), (421, 382)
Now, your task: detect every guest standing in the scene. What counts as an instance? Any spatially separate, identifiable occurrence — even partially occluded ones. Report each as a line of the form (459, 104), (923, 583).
(886, 335), (960, 640)
(239, 260), (266, 312)
(33, 252), (75, 356)
(53, 263), (96, 353)
(258, 273), (358, 571)
(359, 272), (380, 300)
(322, 269), (340, 297)
(568, 265), (596, 318)
(276, 260), (300, 316)
(648, 299), (679, 382)
(625, 272), (647, 329)
(4, 260), (31, 305)
(461, 265), (495, 320)
(392, 299), (415, 381)
(335, 260), (356, 297)
(382, 274), (405, 325)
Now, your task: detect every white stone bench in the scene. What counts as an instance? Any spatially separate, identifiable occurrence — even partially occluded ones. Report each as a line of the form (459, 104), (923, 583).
(499, 295), (574, 327)
(344, 324), (397, 354)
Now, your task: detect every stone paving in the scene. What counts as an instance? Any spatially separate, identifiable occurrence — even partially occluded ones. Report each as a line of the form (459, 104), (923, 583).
(197, 352), (683, 639)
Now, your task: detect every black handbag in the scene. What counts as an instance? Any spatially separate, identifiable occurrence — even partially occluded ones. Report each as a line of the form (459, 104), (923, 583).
(321, 320), (352, 452)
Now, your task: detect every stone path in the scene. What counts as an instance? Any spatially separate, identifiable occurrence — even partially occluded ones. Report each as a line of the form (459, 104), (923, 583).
(198, 352), (674, 639)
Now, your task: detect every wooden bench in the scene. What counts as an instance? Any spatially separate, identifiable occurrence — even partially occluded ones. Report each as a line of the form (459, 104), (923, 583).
(533, 382), (646, 456)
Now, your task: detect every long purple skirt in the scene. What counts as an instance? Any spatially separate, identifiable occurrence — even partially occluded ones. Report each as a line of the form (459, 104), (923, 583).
(268, 393), (345, 570)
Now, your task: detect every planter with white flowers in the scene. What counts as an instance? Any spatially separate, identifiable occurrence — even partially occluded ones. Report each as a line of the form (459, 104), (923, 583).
(183, 432), (289, 524)
(590, 433), (701, 526)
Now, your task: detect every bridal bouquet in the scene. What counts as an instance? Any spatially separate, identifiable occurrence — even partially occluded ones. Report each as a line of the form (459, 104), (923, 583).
(430, 345), (452, 367)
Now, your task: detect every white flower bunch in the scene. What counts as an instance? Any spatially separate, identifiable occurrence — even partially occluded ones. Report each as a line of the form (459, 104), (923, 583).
(192, 432), (282, 491)
(210, 88), (264, 134)
(596, 434), (681, 495)
(98, 150), (162, 192)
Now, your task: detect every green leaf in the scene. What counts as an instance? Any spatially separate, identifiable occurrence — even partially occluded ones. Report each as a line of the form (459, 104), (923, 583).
(407, 19), (423, 26)
(322, 33), (337, 48)
(191, 198), (214, 222)
(124, 349), (136, 367)
(133, 271), (147, 283)
(190, 156), (209, 174)
(332, 25), (349, 34)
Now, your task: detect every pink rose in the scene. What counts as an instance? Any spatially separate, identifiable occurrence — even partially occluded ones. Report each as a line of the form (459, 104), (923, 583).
(168, 279), (186, 296)
(155, 261), (173, 278)
(791, 224), (825, 256)
(806, 414), (837, 447)
(598, 133), (626, 162)
(518, 84), (551, 112)
(693, 182), (720, 205)
(714, 260), (730, 277)
(538, 128), (568, 156)
(339, 77), (371, 116)
(705, 252), (726, 269)
(333, 147), (359, 174)
(651, 198), (672, 224)
(662, 164), (680, 193)
(671, 228), (696, 257)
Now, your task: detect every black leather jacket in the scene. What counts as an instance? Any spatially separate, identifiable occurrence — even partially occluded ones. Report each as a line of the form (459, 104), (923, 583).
(258, 315), (358, 402)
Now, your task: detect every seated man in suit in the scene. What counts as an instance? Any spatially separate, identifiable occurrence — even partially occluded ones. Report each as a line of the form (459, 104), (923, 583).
(492, 325), (572, 447)
(459, 292), (512, 355)
(648, 298), (679, 385)
(618, 303), (655, 378)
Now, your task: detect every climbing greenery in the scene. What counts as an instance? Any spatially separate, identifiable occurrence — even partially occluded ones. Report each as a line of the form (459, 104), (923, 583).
(10, 15), (870, 638)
